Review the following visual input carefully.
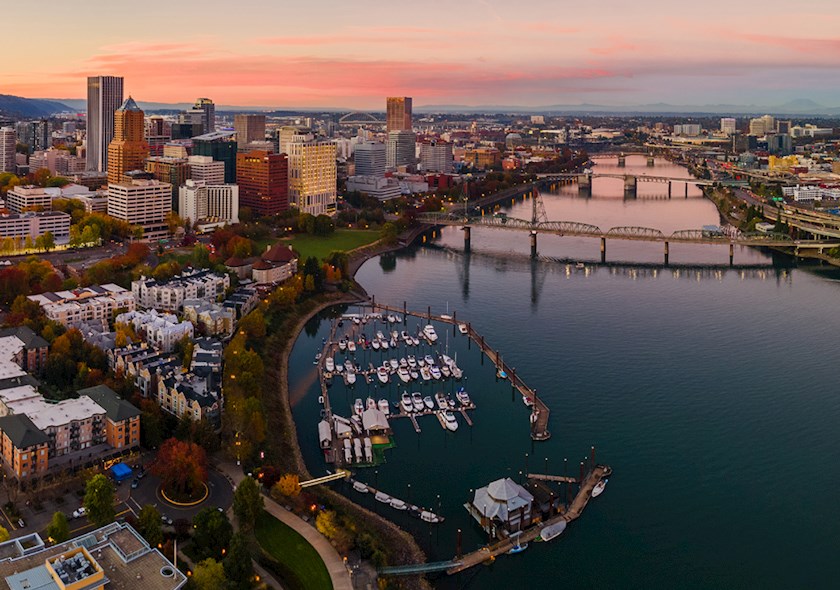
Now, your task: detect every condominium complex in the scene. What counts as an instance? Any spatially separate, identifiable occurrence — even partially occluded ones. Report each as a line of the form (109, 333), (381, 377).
(234, 114), (266, 148)
(132, 269), (230, 311)
(386, 130), (416, 170)
(115, 309), (194, 352)
(107, 178), (171, 241)
(27, 284), (136, 329)
(1, 127), (17, 173)
(157, 371), (220, 422)
(236, 150), (289, 216)
(354, 141), (386, 177)
(86, 75), (124, 172)
(187, 155), (225, 184)
(107, 97), (149, 185)
(386, 96), (412, 133)
(286, 134), (337, 216)
(178, 180), (239, 230)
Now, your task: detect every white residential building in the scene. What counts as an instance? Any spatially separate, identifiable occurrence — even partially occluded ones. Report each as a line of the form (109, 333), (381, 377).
(132, 269), (230, 312)
(720, 118), (737, 136)
(115, 309), (194, 352)
(27, 284), (135, 329)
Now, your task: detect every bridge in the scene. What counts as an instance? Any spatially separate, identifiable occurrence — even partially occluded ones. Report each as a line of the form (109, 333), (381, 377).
(537, 171), (750, 197)
(338, 112), (385, 126)
(299, 470), (350, 488)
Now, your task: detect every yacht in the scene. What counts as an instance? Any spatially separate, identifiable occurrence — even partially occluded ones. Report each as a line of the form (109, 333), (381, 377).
(592, 479), (608, 498)
(378, 399), (391, 415)
(423, 395), (434, 410)
(411, 336), (421, 346)
(451, 365), (463, 380)
(353, 398), (364, 415)
(411, 392), (425, 412)
(420, 511), (441, 523)
(420, 366), (432, 381)
(389, 358), (399, 370)
(389, 498), (407, 510)
(409, 369), (419, 380)
(435, 392), (449, 410)
(352, 481), (368, 493)
(423, 324), (438, 343)
(338, 339), (347, 352)
(377, 367), (390, 384)
(401, 331), (411, 342)
(440, 365), (451, 379)
(347, 340), (356, 353)
(325, 357), (335, 372)
(424, 355), (436, 366)
(407, 355), (417, 369)
(458, 323), (469, 335)
(345, 371), (356, 386)
(397, 367), (411, 383)
(400, 392), (413, 413)
(371, 339), (381, 351)
(366, 397), (377, 411)
(417, 357), (426, 367)
(429, 366), (442, 380)
(375, 491), (392, 504)
(456, 388), (471, 406)
(442, 411), (458, 431)
(540, 521), (567, 542)
(440, 354), (454, 367)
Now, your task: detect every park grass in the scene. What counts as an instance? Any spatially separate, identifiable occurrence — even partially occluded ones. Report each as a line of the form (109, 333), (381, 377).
(282, 229), (379, 261)
(255, 512), (333, 590)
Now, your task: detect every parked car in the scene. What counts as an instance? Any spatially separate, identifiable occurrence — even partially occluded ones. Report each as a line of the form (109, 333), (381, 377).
(130, 479), (139, 489)
(72, 507), (86, 519)
(17, 519), (25, 528)
(161, 515), (173, 525)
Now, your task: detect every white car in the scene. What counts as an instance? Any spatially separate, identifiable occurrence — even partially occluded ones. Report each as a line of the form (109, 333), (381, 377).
(72, 507), (86, 519)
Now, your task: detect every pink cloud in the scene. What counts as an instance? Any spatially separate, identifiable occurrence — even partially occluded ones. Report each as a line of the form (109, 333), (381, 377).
(589, 36), (643, 56)
(735, 33), (840, 55)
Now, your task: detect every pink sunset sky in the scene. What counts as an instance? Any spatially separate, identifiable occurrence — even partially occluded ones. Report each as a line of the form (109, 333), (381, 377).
(5, 0), (840, 108)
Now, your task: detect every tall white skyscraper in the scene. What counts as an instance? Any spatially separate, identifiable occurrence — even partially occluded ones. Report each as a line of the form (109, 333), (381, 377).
(720, 118), (737, 136)
(0, 127), (16, 173)
(86, 75), (124, 172)
(354, 142), (386, 177)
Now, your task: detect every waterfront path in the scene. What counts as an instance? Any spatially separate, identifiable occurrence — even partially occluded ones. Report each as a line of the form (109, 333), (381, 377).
(217, 461), (354, 590)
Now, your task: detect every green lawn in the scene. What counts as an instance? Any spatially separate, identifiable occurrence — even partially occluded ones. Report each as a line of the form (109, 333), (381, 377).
(283, 229), (379, 261)
(255, 512), (333, 590)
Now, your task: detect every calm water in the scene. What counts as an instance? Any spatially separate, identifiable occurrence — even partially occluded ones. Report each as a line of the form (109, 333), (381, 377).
(289, 156), (840, 589)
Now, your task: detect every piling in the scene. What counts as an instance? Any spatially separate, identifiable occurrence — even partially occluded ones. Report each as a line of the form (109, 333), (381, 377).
(600, 237), (607, 263)
(664, 241), (670, 266)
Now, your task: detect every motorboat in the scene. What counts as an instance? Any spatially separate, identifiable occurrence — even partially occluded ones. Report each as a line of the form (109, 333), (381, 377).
(440, 354), (453, 367)
(314, 353), (321, 364)
(540, 520), (567, 542)
(429, 366), (442, 380)
(417, 358), (426, 367)
(420, 366), (432, 381)
(338, 339), (347, 351)
(458, 323), (468, 335)
(343, 439), (352, 463)
(394, 314), (403, 323)
(347, 340), (356, 353)
(420, 511), (441, 523)
(592, 479), (608, 498)
(376, 331), (385, 341)
(399, 357), (408, 368)
(389, 358), (399, 370)
(411, 392), (425, 412)
(435, 392), (449, 410)
(507, 542), (528, 554)
(380, 339), (389, 350)
(353, 317), (361, 325)
(378, 399), (391, 415)
(423, 395), (434, 410)
(409, 369), (419, 380)
(377, 367), (390, 384)
(446, 395), (458, 409)
(345, 371), (356, 386)
(389, 498), (407, 510)
(401, 331), (411, 342)
(387, 314), (397, 324)
(424, 355), (436, 366)
(442, 411), (458, 431)
(411, 336), (420, 346)
(353, 399), (364, 415)
(353, 438), (363, 462)
(391, 330), (399, 341)
(334, 364), (343, 373)
(440, 365), (451, 379)
(390, 337), (398, 348)
(375, 491), (391, 504)
(371, 339), (381, 350)
(397, 367), (411, 383)
(497, 368), (508, 379)
(423, 324), (438, 343)
(400, 392), (413, 413)
(523, 396), (534, 407)
(366, 397), (377, 411)
(451, 365), (463, 380)
(352, 481), (368, 493)
(325, 357), (335, 372)
(407, 355), (417, 369)
(456, 388), (471, 406)
(344, 359), (354, 371)
(576, 262), (586, 269)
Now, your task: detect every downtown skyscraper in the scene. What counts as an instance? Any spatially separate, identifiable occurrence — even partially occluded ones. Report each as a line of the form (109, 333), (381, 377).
(107, 97), (149, 185)
(86, 75), (124, 172)
(386, 97), (412, 133)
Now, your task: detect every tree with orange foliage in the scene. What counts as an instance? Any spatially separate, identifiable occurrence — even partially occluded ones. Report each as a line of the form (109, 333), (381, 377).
(151, 438), (208, 498)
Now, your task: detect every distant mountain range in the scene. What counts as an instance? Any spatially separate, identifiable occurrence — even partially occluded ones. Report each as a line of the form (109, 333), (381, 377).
(3, 93), (838, 118)
(0, 95), (73, 118)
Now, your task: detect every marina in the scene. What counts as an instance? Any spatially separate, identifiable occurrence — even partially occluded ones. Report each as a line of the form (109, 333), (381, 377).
(348, 478), (446, 524)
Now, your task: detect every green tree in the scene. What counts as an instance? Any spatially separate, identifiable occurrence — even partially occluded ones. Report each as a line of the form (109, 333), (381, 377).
(192, 508), (233, 561)
(232, 476), (263, 532)
(380, 222), (398, 245)
(297, 213), (316, 234)
(192, 558), (228, 590)
(313, 214), (335, 236)
(34, 231), (55, 252)
(83, 474), (115, 527)
(46, 511), (69, 543)
(137, 505), (163, 546)
(223, 532), (254, 590)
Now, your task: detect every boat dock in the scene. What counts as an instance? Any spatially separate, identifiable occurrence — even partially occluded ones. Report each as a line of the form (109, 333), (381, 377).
(349, 478), (445, 524)
(362, 301), (551, 441)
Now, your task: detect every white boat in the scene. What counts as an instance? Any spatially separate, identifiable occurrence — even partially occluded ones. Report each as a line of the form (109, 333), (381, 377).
(344, 359), (354, 371)
(397, 367), (411, 383)
(440, 365), (451, 378)
(380, 339), (389, 350)
(400, 392), (413, 413)
(411, 336), (420, 346)
(343, 439), (352, 463)
(325, 357), (335, 372)
(353, 398), (363, 415)
(411, 392), (425, 412)
(523, 396), (534, 407)
(389, 358), (399, 370)
(458, 323), (468, 335)
(429, 366), (442, 380)
(540, 521), (567, 542)
(334, 364), (343, 373)
(424, 355), (435, 366)
(417, 358), (426, 367)
(353, 438), (363, 461)
(407, 355), (417, 369)
(345, 371), (357, 386)
(387, 314), (397, 324)
(371, 339), (380, 350)
(347, 340), (356, 353)
(435, 393), (448, 409)
(352, 481), (369, 493)
(394, 314), (403, 323)
(375, 491), (391, 503)
(423, 324), (438, 343)
(401, 331), (411, 342)
(423, 395), (434, 410)
(592, 479), (608, 498)
(366, 397), (377, 410)
(420, 511), (441, 523)
(389, 498), (407, 510)
(377, 367), (389, 384)
(399, 357), (408, 368)
(440, 354), (454, 367)
(390, 337), (398, 348)
(353, 317), (361, 325)
(378, 399), (391, 415)
(338, 339), (347, 351)
(451, 366), (463, 380)
(442, 411), (458, 431)
(420, 366), (431, 381)
(456, 388), (471, 406)
(376, 331), (385, 341)
(409, 370), (419, 380)
(507, 542), (528, 554)
(391, 330), (399, 341)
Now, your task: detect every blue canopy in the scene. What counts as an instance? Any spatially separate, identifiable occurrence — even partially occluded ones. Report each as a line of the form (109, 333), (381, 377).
(110, 462), (133, 481)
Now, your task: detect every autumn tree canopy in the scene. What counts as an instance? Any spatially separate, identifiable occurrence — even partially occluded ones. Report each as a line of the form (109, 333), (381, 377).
(151, 437), (208, 498)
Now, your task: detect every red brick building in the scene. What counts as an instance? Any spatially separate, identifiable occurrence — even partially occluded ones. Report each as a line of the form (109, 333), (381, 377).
(236, 150), (289, 216)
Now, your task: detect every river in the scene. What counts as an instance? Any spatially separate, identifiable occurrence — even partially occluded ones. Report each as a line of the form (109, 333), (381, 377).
(288, 155), (840, 589)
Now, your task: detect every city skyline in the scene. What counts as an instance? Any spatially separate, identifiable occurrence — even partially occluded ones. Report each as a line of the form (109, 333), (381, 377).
(6, 0), (840, 109)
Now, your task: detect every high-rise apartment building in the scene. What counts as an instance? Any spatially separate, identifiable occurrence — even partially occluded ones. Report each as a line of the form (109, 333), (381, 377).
(419, 140), (453, 173)
(86, 75), (124, 172)
(15, 121), (50, 152)
(194, 98), (215, 134)
(234, 114), (266, 149)
(145, 116), (172, 156)
(720, 118), (737, 136)
(749, 114), (776, 136)
(107, 179), (171, 241)
(386, 130), (416, 170)
(286, 137), (337, 216)
(354, 141), (386, 177)
(179, 180), (239, 226)
(236, 150), (289, 216)
(188, 155), (225, 185)
(0, 127), (15, 173)
(107, 98), (149, 185)
(144, 156), (189, 210)
(192, 131), (237, 183)
(278, 126), (310, 156)
(386, 97), (412, 133)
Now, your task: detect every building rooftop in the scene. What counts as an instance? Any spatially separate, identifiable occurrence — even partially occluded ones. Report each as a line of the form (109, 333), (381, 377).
(78, 385), (140, 423)
(0, 414), (49, 448)
(15, 396), (106, 431)
(117, 96), (141, 112)
(191, 131), (235, 142)
(0, 326), (48, 350)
